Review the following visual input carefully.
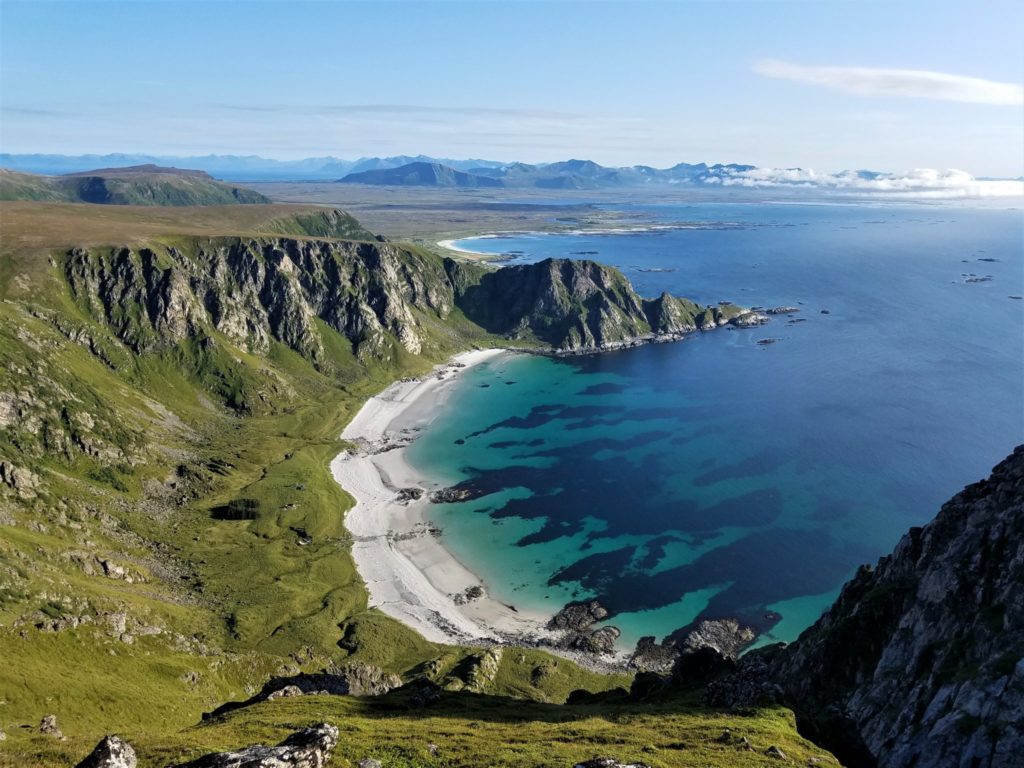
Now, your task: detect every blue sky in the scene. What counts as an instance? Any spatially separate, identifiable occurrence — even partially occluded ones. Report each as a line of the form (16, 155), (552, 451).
(1, 0), (1022, 175)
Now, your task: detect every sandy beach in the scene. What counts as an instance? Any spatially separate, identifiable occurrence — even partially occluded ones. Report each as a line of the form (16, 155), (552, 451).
(436, 237), (500, 257)
(331, 348), (557, 646)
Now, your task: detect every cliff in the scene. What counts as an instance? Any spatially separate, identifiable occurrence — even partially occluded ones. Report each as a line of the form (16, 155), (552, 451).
(446, 257), (760, 353)
(705, 447), (1024, 768)
(64, 238), (455, 364)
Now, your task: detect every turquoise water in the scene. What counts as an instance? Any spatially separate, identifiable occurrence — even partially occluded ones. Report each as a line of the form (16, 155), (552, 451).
(406, 200), (1024, 649)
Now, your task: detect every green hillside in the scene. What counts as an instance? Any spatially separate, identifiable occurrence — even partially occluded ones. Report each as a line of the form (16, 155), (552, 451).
(0, 165), (270, 206)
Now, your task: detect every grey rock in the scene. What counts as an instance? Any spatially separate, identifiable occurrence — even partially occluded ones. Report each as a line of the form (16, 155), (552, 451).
(357, 761), (382, 768)
(676, 618), (757, 658)
(266, 684), (304, 700)
(566, 626), (621, 655)
(254, 662), (400, 700)
(39, 713), (62, 739)
(573, 759), (652, 768)
(548, 599), (609, 632)
(75, 735), (137, 768)
(628, 636), (678, 674)
(0, 460), (39, 499)
(170, 722), (338, 767)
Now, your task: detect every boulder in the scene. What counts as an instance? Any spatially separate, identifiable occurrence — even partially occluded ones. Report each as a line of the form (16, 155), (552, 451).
(548, 599), (609, 632)
(675, 618), (758, 658)
(75, 735), (137, 768)
(567, 626), (621, 655)
(170, 723), (338, 768)
(39, 714), (62, 739)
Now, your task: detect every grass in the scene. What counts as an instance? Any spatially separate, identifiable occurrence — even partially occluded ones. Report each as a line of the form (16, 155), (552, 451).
(4, 690), (841, 768)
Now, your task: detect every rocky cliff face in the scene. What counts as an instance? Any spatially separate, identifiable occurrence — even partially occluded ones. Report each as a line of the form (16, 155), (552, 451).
(65, 238), (455, 364)
(771, 446), (1024, 768)
(446, 257), (760, 352)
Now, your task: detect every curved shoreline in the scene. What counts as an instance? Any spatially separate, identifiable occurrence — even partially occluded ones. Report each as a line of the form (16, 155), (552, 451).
(331, 348), (558, 646)
(437, 223), (749, 258)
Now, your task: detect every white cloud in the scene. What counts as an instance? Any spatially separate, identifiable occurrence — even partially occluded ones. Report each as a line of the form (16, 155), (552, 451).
(754, 59), (1024, 106)
(708, 166), (1024, 198)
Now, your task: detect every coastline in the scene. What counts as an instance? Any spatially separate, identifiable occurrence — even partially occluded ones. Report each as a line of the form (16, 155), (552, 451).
(332, 348), (559, 647)
(436, 223), (748, 258)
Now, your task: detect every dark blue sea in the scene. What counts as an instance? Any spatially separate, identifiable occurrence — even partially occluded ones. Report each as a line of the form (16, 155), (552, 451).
(406, 199), (1024, 649)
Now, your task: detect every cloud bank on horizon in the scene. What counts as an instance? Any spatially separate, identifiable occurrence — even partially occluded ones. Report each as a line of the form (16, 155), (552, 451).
(705, 166), (1024, 198)
(753, 59), (1024, 106)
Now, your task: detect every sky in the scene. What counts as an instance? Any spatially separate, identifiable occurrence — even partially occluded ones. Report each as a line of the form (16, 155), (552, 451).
(1, 0), (1022, 176)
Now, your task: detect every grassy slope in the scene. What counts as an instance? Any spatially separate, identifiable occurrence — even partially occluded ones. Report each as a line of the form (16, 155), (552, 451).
(16, 691), (840, 768)
(0, 169), (269, 206)
(0, 202), (836, 767)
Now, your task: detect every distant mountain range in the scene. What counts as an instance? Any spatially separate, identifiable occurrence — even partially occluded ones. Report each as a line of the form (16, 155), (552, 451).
(338, 159), (760, 189)
(1, 154), (1020, 196)
(0, 153), (506, 181)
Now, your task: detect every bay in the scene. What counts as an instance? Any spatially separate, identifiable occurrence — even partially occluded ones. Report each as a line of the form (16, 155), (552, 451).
(405, 199), (1024, 649)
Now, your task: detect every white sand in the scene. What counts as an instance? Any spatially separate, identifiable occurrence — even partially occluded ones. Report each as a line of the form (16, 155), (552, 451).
(332, 349), (556, 645)
(435, 237), (497, 257)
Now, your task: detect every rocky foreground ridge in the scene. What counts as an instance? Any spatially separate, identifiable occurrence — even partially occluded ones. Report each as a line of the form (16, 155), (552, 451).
(704, 446), (1024, 768)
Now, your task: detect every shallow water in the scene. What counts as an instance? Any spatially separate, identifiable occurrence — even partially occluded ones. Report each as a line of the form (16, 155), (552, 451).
(406, 200), (1024, 649)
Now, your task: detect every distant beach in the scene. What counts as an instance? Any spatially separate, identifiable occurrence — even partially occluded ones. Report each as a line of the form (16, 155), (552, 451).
(331, 349), (557, 646)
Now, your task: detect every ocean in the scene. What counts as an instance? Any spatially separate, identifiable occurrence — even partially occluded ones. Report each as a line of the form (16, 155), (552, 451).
(405, 199), (1024, 650)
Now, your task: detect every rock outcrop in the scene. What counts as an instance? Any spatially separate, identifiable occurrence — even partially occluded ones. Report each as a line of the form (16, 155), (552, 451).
(674, 618), (758, 658)
(629, 617), (758, 673)
(443, 648), (503, 692)
(716, 446), (1024, 768)
(447, 257), (763, 353)
(171, 723), (339, 767)
(206, 662), (402, 718)
(548, 599), (610, 632)
(65, 238), (455, 362)
(75, 735), (137, 768)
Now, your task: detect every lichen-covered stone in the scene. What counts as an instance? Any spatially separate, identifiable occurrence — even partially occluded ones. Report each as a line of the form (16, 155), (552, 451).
(170, 723), (338, 768)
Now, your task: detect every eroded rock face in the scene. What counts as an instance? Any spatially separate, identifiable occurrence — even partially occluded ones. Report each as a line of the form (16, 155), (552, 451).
(675, 618), (758, 658)
(170, 723), (339, 768)
(629, 617), (758, 674)
(75, 735), (137, 768)
(773, 446), (1024, 768)
(64, 239), (455, 362)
